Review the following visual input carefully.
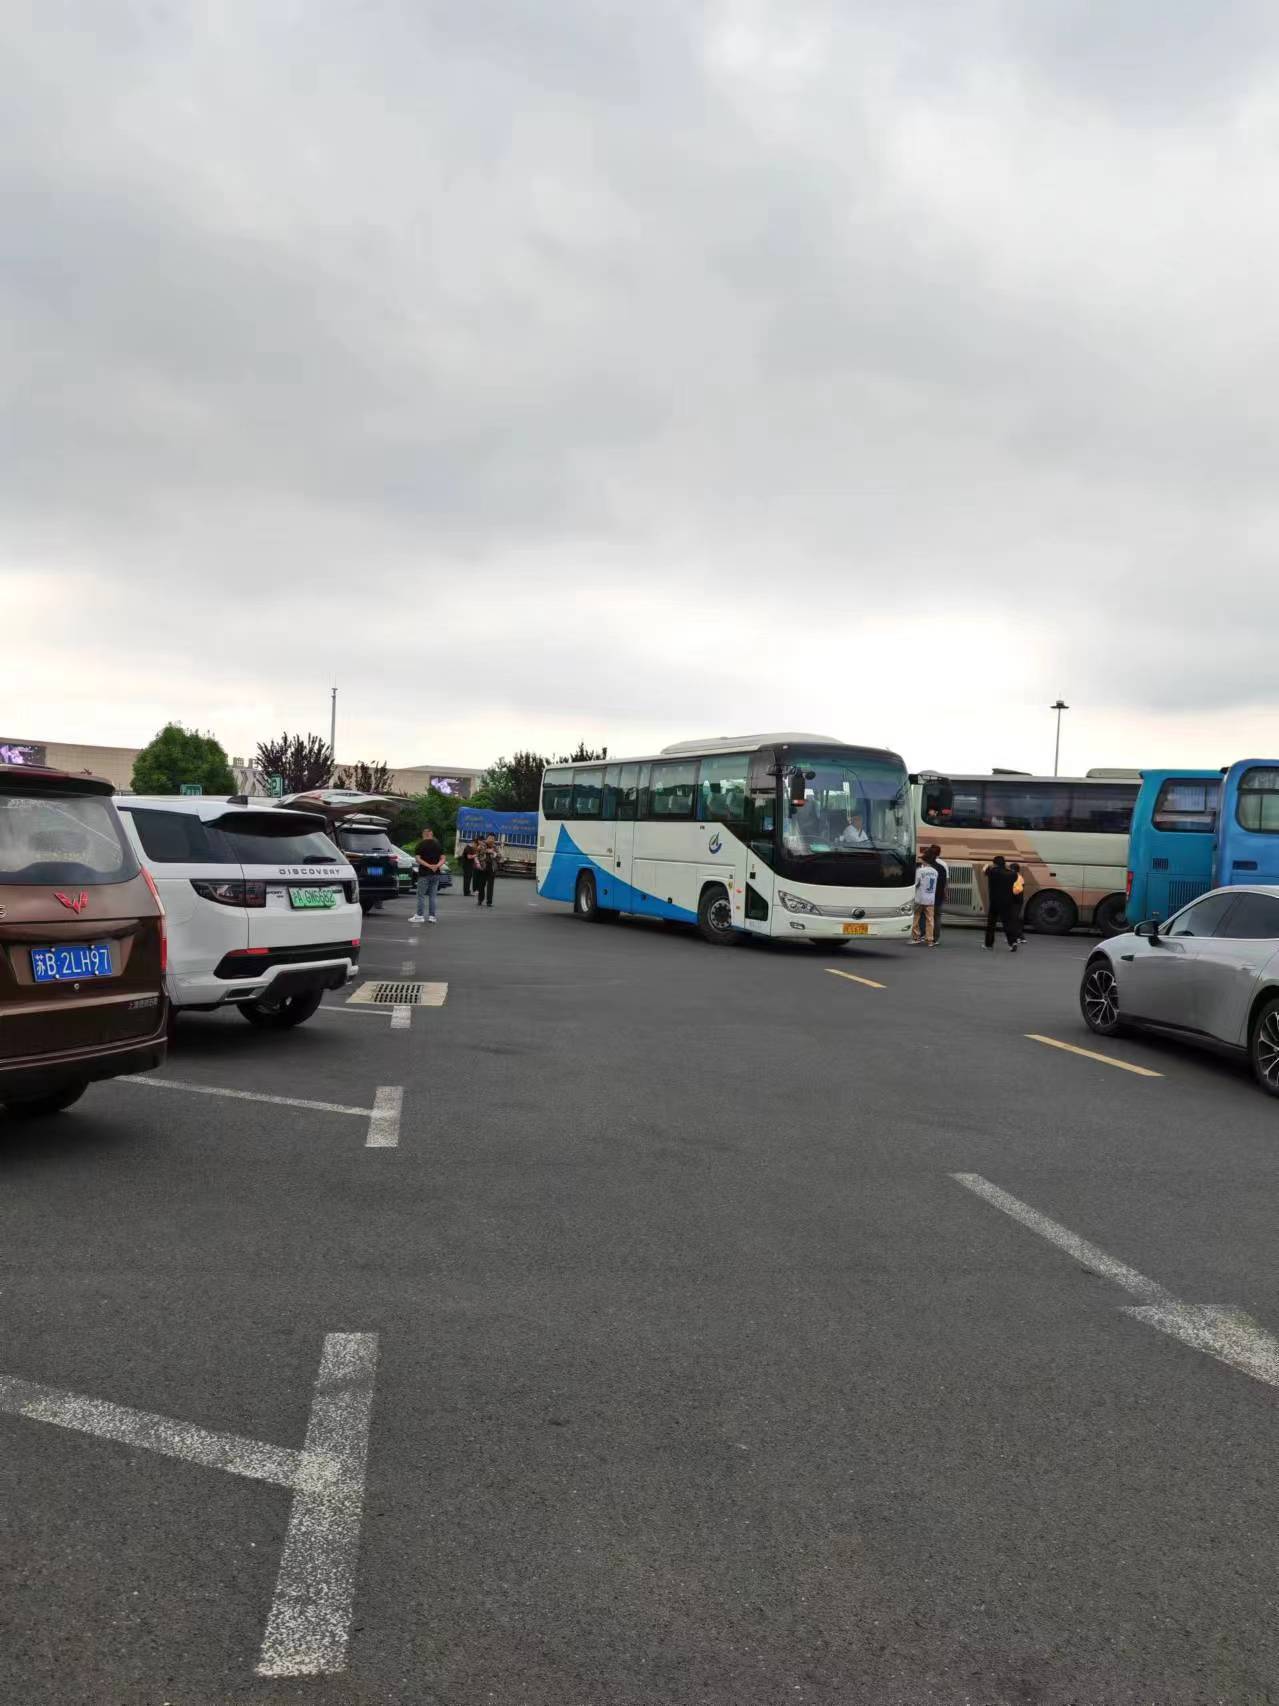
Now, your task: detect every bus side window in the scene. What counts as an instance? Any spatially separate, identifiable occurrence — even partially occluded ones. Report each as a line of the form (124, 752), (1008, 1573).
(602, 765), (622, 821)
(698, 753), (749, 824)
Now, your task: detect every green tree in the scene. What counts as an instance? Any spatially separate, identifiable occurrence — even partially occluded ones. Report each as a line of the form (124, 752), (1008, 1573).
(471, 757), (518, 811)
(390, 788), (461, 851)
(131, 723), (235, 795)
(557, 742), (608, 764)
(333, 759), (393, 792)
(254, 731), (334, 793)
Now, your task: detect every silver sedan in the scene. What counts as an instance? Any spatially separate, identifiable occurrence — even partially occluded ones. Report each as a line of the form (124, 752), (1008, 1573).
(1079, 884), (1279, 1095)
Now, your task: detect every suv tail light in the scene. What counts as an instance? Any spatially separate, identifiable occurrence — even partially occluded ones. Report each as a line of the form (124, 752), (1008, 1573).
(141, 866), (168, 973)
(1126, 870), (1133, 897)
(191, 878), (267, 908)
(344, 880), (359, 904)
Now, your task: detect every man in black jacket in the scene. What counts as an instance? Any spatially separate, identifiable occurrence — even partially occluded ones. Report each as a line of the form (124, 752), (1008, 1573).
(984, 855), (1019, 951)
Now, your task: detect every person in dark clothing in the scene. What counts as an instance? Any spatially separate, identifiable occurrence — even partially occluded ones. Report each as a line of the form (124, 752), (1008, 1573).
(924, 843), (948, 942)
(474, 834), (498, 908)
(1008, 861), (1028, 943)
(984, 855), (1020, 950)
(460, 837), (479, 897)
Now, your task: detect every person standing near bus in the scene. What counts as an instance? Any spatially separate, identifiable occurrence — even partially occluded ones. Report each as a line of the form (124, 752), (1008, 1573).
(474, 834), (499, 909)
(912, 853), (939, 946)
(984, 855), (1019, 951)
(924, 843), (948, 942)
(460, 836), (479, 898)
(1008, 861), (1027, 943)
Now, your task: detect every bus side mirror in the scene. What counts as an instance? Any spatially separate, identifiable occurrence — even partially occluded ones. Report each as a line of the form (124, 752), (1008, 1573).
(789, 773), (807, 807)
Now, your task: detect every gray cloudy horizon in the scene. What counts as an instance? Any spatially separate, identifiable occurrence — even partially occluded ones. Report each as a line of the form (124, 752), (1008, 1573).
(6, 1), (1279, 778)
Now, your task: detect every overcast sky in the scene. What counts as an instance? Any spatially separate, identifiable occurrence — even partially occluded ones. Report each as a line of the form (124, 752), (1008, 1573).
(5, 1), (1279, 778)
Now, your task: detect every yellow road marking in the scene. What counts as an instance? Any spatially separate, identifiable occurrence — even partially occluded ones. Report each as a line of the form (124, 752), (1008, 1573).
(1025, 1034), (1163, 1078)
(826, 968), (886, 990)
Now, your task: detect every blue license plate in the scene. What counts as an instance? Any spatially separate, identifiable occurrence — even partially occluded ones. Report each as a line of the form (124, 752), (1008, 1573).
(366, 866), (384, 876)
(32, 943), (115, 983)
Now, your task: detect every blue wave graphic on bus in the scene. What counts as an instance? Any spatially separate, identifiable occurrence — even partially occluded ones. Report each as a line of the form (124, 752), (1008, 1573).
(708, 833), (723, 854)
(537, 825), (698, 923)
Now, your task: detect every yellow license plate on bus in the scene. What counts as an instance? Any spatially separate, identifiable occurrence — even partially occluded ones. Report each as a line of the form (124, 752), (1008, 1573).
(842, 922), (869, 936)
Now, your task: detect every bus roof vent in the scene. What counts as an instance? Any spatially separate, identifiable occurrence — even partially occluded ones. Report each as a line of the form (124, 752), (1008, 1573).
(1085, 768), (1143, 779)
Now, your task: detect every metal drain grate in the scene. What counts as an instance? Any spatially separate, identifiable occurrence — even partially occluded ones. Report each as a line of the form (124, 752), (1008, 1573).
(348, 980), (448, 1008)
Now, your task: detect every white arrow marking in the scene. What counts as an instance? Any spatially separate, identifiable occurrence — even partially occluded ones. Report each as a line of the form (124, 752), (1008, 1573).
(1123, 1301), (1279, 1389)
(952, 1173), (1279, 1392)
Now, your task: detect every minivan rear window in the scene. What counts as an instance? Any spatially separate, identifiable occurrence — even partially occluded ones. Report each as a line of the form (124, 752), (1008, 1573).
(127, 808), (342, 866)
(0, 792), (137, 886)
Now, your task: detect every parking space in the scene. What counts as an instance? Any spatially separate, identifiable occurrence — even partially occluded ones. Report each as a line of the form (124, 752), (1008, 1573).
(4, 893), (1279, 1702)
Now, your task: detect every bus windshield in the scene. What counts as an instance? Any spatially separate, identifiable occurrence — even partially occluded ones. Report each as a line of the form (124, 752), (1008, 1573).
(782, 750), (911, 866)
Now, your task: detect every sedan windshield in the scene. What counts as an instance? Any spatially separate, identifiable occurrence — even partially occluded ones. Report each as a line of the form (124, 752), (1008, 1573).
(782, 752), (912, 861)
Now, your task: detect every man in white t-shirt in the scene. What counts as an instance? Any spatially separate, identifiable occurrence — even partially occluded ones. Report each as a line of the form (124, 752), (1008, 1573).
(912, 856), (939, 946)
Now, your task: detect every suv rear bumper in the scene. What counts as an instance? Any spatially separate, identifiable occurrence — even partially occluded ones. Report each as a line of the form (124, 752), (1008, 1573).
(169, 946), (359, 1010)
(0, 1013), (168, 1103)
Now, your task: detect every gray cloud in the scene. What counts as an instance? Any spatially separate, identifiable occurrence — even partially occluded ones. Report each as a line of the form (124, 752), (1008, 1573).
(4, 0), (1279, 765)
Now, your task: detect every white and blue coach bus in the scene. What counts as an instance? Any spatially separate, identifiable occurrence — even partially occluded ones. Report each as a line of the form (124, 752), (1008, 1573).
(536, 733), (915, 946)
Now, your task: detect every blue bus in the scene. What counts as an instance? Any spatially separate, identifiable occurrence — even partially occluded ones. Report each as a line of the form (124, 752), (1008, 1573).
(1125, 769), (1221, 924)
(1214, 761), (1279, 888)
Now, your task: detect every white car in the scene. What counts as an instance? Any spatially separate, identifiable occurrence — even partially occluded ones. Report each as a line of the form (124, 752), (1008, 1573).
(117, 796), (361, 1028)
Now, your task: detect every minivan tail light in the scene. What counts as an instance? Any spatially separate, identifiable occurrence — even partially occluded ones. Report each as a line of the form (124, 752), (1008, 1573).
(190, 879), (266, 908)
(141, 866), (167, 973)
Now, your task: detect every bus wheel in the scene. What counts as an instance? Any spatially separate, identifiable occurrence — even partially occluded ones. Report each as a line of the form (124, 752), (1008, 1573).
(1093, 894), (1128, 938)
(1025, 890), (1078, 935)
(574, 871), (602, 921)
(697, 884), (736, 945)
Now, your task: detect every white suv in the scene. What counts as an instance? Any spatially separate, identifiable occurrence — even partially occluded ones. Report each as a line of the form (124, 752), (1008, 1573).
(117, 797), (361, 1029)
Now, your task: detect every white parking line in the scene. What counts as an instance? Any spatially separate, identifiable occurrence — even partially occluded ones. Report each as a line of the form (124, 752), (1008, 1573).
(952, 1173), (1279, 1390)
(365, 1085), (403, 1147)
(0, 1373), (299, 1486)
(400, 959), (415, 975)
(120, 1076), (372, 1117)
(391, 1005), (412, 1031)
(0, 1332), (379, 1679)
(257, 1333), (379, 1677)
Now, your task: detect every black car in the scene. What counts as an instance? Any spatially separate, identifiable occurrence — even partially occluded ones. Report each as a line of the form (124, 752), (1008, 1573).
(334, 819), (400, 913)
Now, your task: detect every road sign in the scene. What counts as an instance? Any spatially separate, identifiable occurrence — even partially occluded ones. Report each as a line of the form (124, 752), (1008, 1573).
(180, 783), (203, 796)
(268, 774), (284, 797)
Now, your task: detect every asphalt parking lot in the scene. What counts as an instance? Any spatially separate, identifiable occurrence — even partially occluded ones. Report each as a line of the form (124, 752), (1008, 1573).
(3, 889), (1279, 1705)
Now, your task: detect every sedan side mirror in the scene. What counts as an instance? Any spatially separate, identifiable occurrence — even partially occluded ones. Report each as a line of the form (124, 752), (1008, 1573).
(1134, 918), (1160, 942)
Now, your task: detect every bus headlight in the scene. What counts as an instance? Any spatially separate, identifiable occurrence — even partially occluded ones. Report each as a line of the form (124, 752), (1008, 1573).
(778, 890), (821, 914)
(898, 898), (914, 915)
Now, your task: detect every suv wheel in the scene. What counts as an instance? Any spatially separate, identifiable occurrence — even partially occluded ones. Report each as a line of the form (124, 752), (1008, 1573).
(2, 1084), (87, 1118)
(238, 989), (324, 1030)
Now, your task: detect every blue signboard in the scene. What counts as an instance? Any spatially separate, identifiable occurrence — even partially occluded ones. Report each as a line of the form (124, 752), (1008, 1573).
(457, 807), (538, 847)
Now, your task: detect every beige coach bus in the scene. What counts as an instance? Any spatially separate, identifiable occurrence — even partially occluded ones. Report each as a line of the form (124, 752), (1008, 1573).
(914, 769), (1140, 937)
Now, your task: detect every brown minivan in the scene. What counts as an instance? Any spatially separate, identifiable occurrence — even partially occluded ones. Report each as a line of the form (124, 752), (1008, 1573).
(0, 763), (168, 1117)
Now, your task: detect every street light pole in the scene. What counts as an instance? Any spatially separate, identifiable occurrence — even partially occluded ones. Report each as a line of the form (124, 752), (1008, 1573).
(1050, 699), (1069, 777)
(330, 685), (337, 773)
